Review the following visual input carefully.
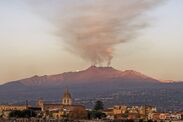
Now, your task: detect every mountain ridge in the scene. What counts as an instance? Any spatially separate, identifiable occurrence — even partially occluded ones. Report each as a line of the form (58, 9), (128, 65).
(2, 66), (160, 88)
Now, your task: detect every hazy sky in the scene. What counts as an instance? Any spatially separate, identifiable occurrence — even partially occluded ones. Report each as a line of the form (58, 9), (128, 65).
(0, 0), (183, 84)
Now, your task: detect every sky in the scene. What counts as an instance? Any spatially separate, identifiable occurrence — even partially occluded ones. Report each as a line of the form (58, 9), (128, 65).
(0, 0), (183, 84)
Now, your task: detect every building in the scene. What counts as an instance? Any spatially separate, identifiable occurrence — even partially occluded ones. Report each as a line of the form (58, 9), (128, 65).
(103, 108), (114, 120)
(150, 112), (182, 121)
(62, 88), (72, 105)
(36, 88), (87, 120)
(0, 105), (28, 118)
(0, 105), (28, 111)
(103, 105), (157, 120)
(113, 105), (127, 115)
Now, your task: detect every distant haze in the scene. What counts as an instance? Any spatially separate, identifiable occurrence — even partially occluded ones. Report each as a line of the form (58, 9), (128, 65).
(0, 0), (183, 84)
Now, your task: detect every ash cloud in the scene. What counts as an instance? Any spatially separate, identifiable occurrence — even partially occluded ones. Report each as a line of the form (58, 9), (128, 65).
(31, 0), (161, 66)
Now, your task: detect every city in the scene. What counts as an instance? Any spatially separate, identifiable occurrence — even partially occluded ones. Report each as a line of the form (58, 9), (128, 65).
(0, 88), (183, 122)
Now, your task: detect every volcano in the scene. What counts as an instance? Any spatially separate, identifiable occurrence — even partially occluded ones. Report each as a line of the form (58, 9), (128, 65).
(0, 66), (160, 88)
(0, 66), (183, 111)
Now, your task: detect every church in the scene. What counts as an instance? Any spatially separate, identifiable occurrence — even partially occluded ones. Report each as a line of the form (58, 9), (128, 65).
(36, 88), (87, 119)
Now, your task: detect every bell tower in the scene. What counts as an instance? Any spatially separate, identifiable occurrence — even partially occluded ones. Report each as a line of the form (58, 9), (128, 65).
(62, 88), (72, 105)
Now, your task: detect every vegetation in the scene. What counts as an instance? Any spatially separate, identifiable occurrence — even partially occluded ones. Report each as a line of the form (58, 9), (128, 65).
(94, 100), (104, 111)
(9, 109), (37, 118)
(88, 110), (106, 119)
(87, 100), (106, 119)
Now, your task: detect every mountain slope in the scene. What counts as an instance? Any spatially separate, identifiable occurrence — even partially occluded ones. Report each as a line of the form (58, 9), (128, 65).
(4, 66), (160, 88)
(1, 66), (183, 111)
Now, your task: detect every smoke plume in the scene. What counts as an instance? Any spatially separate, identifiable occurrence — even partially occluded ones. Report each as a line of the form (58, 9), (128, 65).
(32, 0), (161, 66)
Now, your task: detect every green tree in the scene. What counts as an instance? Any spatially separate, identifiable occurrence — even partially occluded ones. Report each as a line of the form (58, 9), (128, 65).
(9, 109), (37, 118)
(89, 110), (106, 119)
(22, 109), (36, 118)
(94, 100), (104, 111)
(9, 110), (22, 118)
(88, 100), (106, 119)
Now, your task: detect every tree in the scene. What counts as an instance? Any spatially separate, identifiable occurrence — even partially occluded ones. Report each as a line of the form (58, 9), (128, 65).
(9, 109), (37, 118)
(22, 109), (36, 118)
(88, 100), (106, 119)
(88, 110), (106, 119)
(9, 110), (22, 118)
(94, 100), (104, 111)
